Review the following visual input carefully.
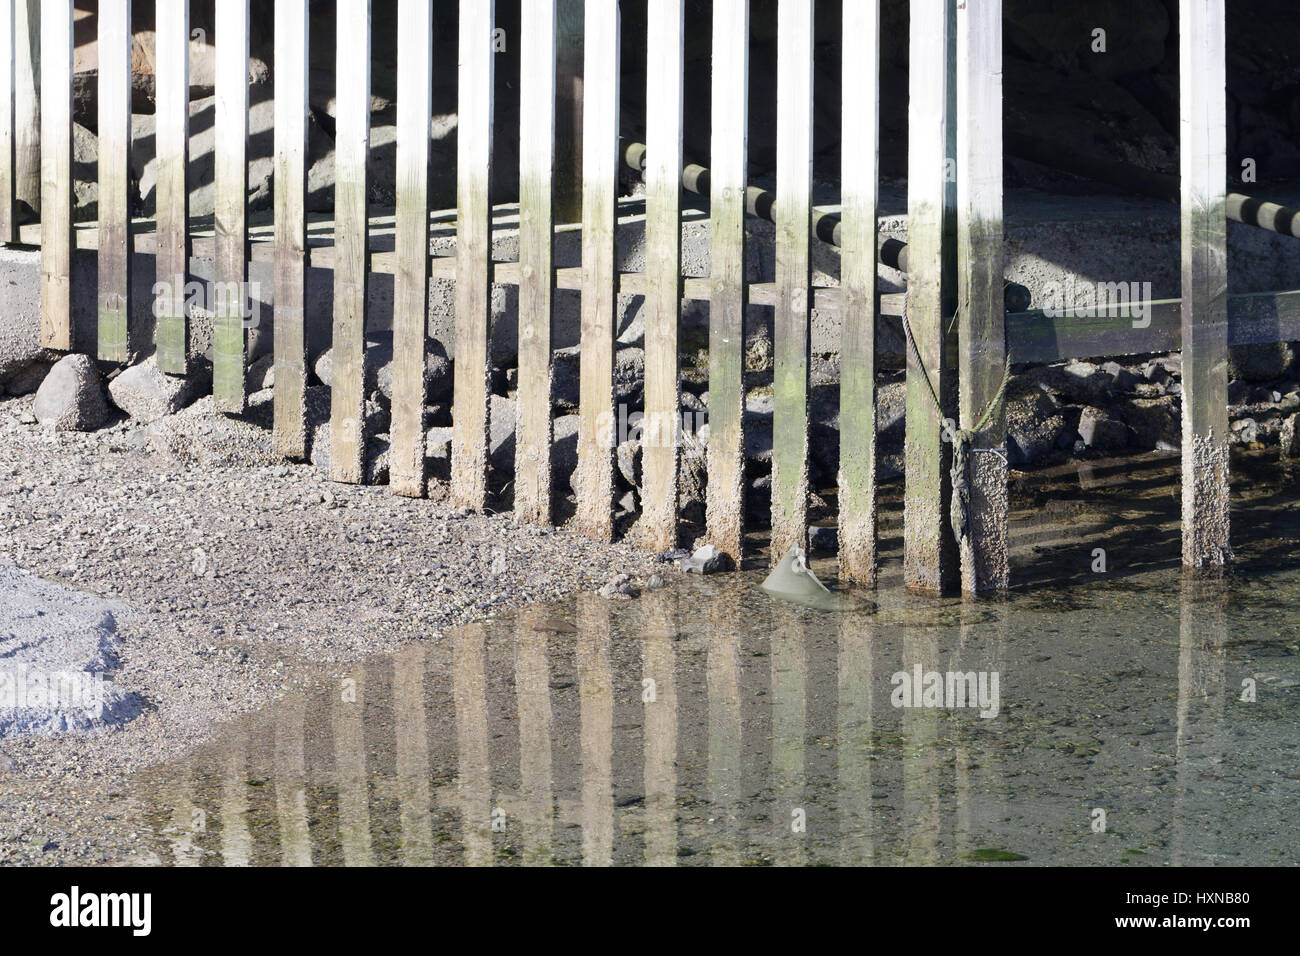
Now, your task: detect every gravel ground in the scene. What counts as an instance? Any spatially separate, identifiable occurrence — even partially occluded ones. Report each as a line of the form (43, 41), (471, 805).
(0, 391), (659, 863)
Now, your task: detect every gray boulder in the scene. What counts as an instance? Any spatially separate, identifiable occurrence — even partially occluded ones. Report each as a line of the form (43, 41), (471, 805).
(33, 355), (109, 431)
(108, 357), (201, 422)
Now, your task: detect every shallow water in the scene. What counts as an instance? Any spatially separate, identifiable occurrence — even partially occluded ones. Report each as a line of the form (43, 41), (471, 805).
(131, 454), (1300, 866)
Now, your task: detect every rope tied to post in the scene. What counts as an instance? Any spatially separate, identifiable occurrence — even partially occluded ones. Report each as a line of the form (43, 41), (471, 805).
(898, 308), (1011, 557)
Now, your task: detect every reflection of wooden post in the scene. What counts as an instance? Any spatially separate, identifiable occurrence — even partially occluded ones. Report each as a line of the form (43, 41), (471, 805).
(453, 624), (493, 865)
(707, 593), (743, 866)
(221, 739), (252, 866)
(1173, 578), (1226, 864)
(902, 632), (940, 864)
(275, 695), (313, 866)
(395, 645), (434, 865)
(643, 591), (678, 866)
(837, 613), (874, 864)
(14, 0), (39, 217)
(515, 610), (555, 864)
(576, 594), (613, 865)
(771, 608), (806, 866)
(167, 768), (203, 866)
(333, 668), (374, 867)
(554, 0), (584, 225)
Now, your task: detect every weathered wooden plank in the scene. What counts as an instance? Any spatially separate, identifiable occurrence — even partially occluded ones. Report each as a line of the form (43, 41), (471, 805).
(390, 0), (432, 494)
(705, 0), (749, 565)
(272, 0), (309, 459)
(451, 624), (492, 866)
(450, 0), (495, 508)
(213, 0), (250, 412)
(96, 0), (132, 363)
(516, 0), (557, 523)
(837, 0), (880, 585)
(154, 0), (190, 374)
(640, 0), (686, 553)
(770, 0), (814, 564)
(1179, 0), (1231, 568)
(0, 0), (14, 243)
(573, 1), (620, 541)
(330, 0), (372, 482)
(39, 0), (72, 350)
(13, 0), (38, 227)
(273, 695), (312, 866)
(956, 0), (1007, 592)
(903, 0), (959, 593)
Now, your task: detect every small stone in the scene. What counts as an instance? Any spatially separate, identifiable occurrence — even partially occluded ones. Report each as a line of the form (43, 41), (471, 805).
(679, 544), (731, 574)
(645, 573), (666, 590)
(598, 573), (636, 599)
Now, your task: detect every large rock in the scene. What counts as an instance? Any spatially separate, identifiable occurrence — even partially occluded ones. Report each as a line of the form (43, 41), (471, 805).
(108, 357), (202, 423)
(1006, 388), (1072, 466)
(1229, 342), (1294, 383)
(33, 355), (109, 431)
(1076, 404), (1131, 452)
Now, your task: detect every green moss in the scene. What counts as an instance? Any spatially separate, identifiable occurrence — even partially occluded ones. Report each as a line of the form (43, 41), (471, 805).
(960, 847), (1028, 862)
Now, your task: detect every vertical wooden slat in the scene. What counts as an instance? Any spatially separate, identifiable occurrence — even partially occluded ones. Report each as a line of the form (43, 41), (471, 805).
(903, 0), (959, 592)
(155, 0), (190, 374)
(706, 594), (742, 866)
(769, 0), (813, 564)
(452, 624), (493, 866)
(956, 0), (1007, 592)
(213, 0), (250, 412)
(515, 610), (555, 865)
(220, 740), (252, 866)
(330, 0), (372, 480)
(450, 0), (496, 508)
(273, 0), (309, 457)
(770, 607), (806, 866)
(640, 0), (685, 552)
(705, 0), (749, 565)
(0, 0), (13, 243)
(273, 696), (313, 867)
(572, 0), (619, 541)
(38, 0), (72, 350)
(390, 0), (433, 495)
(13, 0), (38, 221)
(96, 0), (132, 363)
(837, 0), (880, 585)
(516, 0), (557, 523)
(1179, 0), (1231, 568)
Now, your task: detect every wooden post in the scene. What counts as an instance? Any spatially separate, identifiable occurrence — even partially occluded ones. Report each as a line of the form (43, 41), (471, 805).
(333, 668), (375, 867)
(770, 0), (814, 565)
(573, 0), (619, 541)
(514, 610), (555, 864)
(96, 0), (132, 364)
(516, 0), (558, 524)
(956, 0), (1008, 592)
(39, 0), (72, 351)
(273, 696), (313, 867)
(640, 0), (685, 553)
(0, 0), (13, 243)
(576, 593), (613, 865)
(903, 0), (959, 593)
(451, 624), (492, 866)
(837, 0), (880, 585)
(330, 0), (372, 481)
(704, 0), (750, 566)
(273, 0), (309, 458)
(155, 0), (190, 375)
(1179, 0), (1231, 569)
(394, 646), (434, 866)
(450, 0), (495, 509)
(554, 0), (584, 225)
(390, 0), (433, 495)
(13, 0), (37, 218)
(213, 0), (250, 412)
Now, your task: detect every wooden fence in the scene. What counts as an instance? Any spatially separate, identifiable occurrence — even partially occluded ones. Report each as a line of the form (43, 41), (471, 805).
(0, 0), (1292, 593)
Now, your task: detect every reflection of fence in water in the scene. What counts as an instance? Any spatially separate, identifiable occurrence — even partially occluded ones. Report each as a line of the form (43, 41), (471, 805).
(140, 588), (1232, 866)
